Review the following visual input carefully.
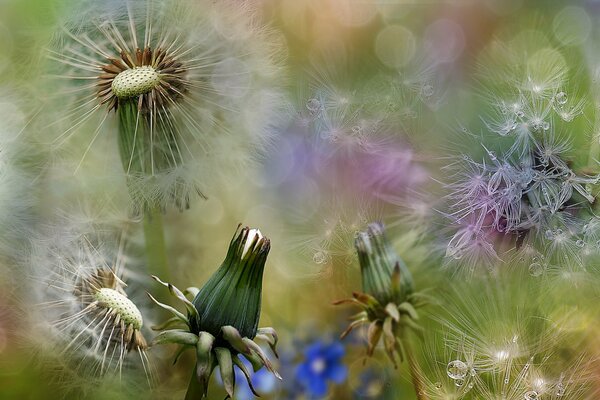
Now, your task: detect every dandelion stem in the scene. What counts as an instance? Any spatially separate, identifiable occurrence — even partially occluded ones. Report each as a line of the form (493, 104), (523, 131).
(185, 368), (204, 400)
(143, 205), (170, 281)
(402, 332), (428, 400)
(587, 133), (599, 170)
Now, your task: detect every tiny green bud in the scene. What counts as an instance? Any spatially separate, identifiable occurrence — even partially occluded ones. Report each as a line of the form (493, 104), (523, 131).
(355, 222), (413, 304)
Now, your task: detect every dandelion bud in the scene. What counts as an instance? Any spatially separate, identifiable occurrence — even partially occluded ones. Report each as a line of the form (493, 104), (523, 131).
(355, 222), (413, 304)
(335, 222), (431, 370)
(191, 225), (270, 339)
(150, 224), (279, 399)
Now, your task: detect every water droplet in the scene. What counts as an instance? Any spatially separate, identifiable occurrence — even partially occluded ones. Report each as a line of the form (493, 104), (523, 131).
(555, 92), (567, 105)
(576, 239), (585, 247)
(306, 98), (321, 113)
(434, 382), (442, 389)
(556, 382), (565, 396)
(313, 251), (328, 264)
(545, 230), (554, 240)
(469, 368), (477, 377)
(421, 84), (434, 98)
(446, 360), (468, 380)
(542, 121), (550, 130)
(555, 228), (563, 235)
(529, 262), (545, 277)
(516, 110), (525, 118)
(524, 390), (539, 400)
(454, 379), (464, 388)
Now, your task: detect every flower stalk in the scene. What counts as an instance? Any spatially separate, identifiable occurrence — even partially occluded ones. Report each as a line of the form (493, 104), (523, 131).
(143, 205), (170, 282)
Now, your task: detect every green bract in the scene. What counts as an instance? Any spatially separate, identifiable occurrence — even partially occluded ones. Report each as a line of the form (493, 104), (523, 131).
(149, 224), (280, 399)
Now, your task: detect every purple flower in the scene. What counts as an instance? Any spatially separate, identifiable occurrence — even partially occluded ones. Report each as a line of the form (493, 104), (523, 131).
(295, 340), (348, 398)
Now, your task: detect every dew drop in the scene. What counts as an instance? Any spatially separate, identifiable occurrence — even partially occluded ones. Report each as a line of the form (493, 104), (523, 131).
(576, 239), (585, 247)
(529, 262), (545, 277)
(446, 360), (468, 380)
(545, 230), (554, 240)
(421, 84), (434, 98)
(313, 251), (328, 264)
(524, 390), (539, 400)
(306, 98), (321, 113)
(555, 92), (567, 105)
(556, 382), (565, 396)
(434, 382), (442, 389)
(454, 379), (465, 388)
(516, 110), (525, 118)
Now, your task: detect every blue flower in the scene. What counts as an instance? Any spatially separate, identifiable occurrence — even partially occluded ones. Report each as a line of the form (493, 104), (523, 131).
(295, 340), (348, 398)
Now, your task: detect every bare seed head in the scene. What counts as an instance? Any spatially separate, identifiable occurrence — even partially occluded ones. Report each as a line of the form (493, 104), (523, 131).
(111, 66), (160, 99)
(94, 287), (143, 330)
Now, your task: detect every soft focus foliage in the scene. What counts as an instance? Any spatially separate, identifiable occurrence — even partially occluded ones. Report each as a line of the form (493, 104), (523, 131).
(2, 0), (600, 399)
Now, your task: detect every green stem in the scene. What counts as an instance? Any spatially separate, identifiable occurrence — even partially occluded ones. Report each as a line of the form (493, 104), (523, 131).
(587, 132), (599, 170)
(143, 205), (170, 281)
(185, 368), (203, 400)
(402, 333), (428, 400)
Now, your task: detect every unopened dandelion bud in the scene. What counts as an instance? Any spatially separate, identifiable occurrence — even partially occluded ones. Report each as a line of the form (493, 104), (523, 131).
(191, 225), (270, 339)
(356, 222), (414, 304)
(151, 223), (280, 399)
(336, 222), (429, 374)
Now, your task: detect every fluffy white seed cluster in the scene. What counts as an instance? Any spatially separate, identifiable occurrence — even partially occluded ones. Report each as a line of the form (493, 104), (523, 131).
(442, 35), (599, 276)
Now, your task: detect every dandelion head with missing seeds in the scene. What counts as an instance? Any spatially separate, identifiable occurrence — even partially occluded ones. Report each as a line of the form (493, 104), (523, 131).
(27, 220), (153, 392)
(40, 0), (284, 211)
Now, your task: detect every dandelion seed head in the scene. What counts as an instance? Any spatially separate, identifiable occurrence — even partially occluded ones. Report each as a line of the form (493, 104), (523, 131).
(26, 216), (152, 384)
(37, 0), (284, 210)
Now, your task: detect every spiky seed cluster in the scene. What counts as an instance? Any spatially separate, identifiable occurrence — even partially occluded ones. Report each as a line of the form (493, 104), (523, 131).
(149, 225), (280, 399)
(444, 47), (600, 274)
(419, 276), (593, 399)
(334, 222), (431, 367)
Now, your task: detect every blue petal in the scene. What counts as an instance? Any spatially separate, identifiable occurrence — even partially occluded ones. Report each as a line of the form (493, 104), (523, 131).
(296, 362), (314, 383)
(306, 377), (328, 398)
(325, 363), (348, 384)
(324, 342), (345, 361)
(252, 369), (278, 393)
(305, 341), (325, 359)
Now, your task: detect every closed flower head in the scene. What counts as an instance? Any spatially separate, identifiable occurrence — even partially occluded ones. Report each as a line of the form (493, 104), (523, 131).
(356, 222), (414, 304)
(149, 224), (280, 399)
(335, 222), (431, 369)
